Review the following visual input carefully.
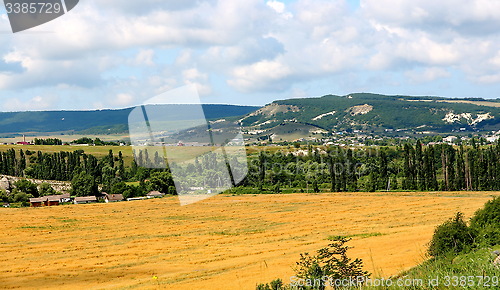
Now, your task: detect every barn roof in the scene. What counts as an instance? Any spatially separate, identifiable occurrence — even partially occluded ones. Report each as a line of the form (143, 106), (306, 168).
(74, 196), (97, 202)
(47, 196), (61, 202)
(105, 194), (124, 201)
(29, 197), (47, 203)
(147, 191), (164, 196)
(45, 193), (71, 202)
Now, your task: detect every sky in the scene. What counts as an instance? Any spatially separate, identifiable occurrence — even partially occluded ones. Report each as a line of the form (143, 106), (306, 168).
(2, 0), (500, 111)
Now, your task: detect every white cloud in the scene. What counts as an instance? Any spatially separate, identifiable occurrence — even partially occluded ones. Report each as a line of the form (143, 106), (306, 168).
(135, 49), (155, 66)
(266, 1), (293, 19)
(405, 67), (451, 84)
(267, 1), (285, 14)
(2, 0), (500, 111)
(182, 68), (212, 95)
(115, 93), (135, 106)
(228, 60), (292, 92)
(4, 95), (59, 111)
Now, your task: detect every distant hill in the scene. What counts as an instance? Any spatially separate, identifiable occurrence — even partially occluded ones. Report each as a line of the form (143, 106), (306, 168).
(0, 104), (261, 135)
(5, 93), (500, 140)
(237, 93), (500, 140)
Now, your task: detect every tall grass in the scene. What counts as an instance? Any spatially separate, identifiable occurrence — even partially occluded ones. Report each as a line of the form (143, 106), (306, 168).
(377, 247), (500, 289)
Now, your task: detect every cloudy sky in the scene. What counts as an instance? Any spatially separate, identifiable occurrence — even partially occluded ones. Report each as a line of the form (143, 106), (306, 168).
(1, 0), (500, 111)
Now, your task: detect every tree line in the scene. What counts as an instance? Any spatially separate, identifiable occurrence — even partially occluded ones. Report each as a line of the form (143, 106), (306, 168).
(242, 141), (500, 193)
(0, 148), (175, 200)
(2, 141), (500, 199)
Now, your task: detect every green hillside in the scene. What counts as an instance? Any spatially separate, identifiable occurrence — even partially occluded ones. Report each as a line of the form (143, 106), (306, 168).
(4, 93), (500, 139)
(239, 93), (500, 139)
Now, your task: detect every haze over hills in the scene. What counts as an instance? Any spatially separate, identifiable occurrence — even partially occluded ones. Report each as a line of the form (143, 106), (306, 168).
(3, 93), (500, 139)
(0, 105), (261, 135)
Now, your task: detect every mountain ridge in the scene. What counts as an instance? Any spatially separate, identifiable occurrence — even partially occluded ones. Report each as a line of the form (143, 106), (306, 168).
(237, 93), (500, 140)
(3, 93), (500, 138)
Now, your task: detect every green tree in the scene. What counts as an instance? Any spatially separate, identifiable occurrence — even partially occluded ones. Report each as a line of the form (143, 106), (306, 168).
(14, 179), (39, 197)
(148, 172), (175, 194)
(11, 190), (32, 203)
(110, 182), (135, 199)
(293, 237), (370, 289)
(39, 183), (56, 196)
(71, 172), (98, 197)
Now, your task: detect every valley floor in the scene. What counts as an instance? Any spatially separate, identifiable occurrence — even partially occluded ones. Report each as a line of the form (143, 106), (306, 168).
(0, 191), (497, 289)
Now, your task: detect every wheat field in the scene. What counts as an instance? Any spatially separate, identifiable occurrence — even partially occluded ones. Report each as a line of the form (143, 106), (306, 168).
(0, 191), (496, 289)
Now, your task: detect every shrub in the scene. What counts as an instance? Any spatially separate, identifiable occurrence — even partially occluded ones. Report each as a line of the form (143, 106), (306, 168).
(0, 189), (11, 203)
(428, 212), (477, 257)
(470, 197), (500, 246)
(10, 190), (33, 203)
(256, 279), (284, 290)
(14, 179), (39, 197)
(471, 197), (500, 228)
(293, 237), (370, 289)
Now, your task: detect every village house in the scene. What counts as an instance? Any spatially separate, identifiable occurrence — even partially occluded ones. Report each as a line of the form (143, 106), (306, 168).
(443, 136), (458, 143)
(74, 196), (98, 204)
(104, 193), (124, 203)
(147, 191), (164, 198)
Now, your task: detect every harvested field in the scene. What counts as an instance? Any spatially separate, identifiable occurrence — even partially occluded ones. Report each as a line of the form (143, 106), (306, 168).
(0, 191), (496, 289)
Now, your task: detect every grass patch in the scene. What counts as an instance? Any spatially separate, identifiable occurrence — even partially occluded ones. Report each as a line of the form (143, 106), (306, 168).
(382, 247), (500, 289)
(210, 228), (266, 236)
(328, 232), (386, 240)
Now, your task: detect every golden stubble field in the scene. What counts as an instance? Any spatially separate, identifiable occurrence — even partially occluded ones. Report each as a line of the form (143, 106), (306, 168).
(0, 192), (497, 289)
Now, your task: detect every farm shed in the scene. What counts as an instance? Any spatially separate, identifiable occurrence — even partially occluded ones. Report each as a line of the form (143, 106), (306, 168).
(29, 197), (46, 207)
(44, 193), (71, 206)
(46, 196), (60, 206)
(74, 196), (98, 204)
(104, 193), (124, 203)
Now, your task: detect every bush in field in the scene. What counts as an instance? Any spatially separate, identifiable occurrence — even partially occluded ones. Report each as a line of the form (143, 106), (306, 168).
(256, 279), (284, 290)
(293, 237), (370, 290)
(470, 197), (500, 246)
(428, 212), (477, 257)
(256, 238), (369, 290)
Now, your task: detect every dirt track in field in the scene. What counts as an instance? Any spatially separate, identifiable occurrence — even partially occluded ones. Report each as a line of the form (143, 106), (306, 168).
(0, 191), (496, 289)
